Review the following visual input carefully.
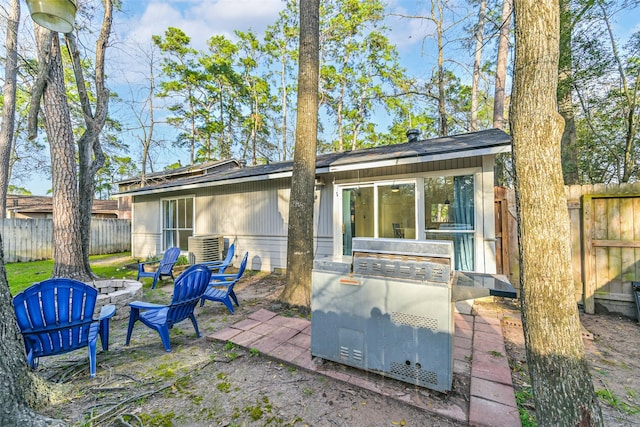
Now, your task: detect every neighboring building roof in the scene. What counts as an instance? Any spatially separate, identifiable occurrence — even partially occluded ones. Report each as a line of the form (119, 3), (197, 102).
(6, 195), (119, 216)
(117, 159), (240, 191)
(116, 129), (511, 197)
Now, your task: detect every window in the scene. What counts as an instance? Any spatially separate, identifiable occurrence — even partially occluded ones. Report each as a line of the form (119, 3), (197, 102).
(162, 197), (193, 251)
(424, 175), (474, 271)
(378, 184), (416, 239)
(341, 182), (416, 255)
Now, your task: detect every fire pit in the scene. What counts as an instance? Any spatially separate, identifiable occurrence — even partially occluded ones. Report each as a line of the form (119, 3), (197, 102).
(92, 279), (143, 321)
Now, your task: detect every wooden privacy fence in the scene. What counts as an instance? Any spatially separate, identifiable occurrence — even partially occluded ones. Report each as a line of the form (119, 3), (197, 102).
(495, 183), (640, 318)
(0, 218), (131, 263)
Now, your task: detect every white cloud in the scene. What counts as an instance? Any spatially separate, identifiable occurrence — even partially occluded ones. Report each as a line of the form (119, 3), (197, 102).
(118, 0), (284, 51)
(107, 0), (284, 86)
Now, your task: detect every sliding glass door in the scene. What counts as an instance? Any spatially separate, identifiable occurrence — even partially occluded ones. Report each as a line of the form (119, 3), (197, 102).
(424, 175), (475, 271)
(341, 182), (416, 255)
(342, 187), (374, 255)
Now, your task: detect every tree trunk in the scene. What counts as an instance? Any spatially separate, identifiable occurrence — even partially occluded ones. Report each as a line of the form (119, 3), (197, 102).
(493, 0), (512, 129)
(65, 1), (112, 278)
(281, 53), (288, 161)
(471, 0), (486, 132)
(435, 0), (447, 136)
(281, 0), (320, 309)
(598, 4), (638, 183)
(0, 235), (66, 426)
(0, 0), (20, 219)
(510, 0), (603, 425)
(36, 29), (86, 280)
(558, 0), (579, 184)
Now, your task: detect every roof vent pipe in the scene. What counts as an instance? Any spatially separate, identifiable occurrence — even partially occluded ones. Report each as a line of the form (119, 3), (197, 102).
(406, 129), (420, 143)
(238, 159), (247, 168)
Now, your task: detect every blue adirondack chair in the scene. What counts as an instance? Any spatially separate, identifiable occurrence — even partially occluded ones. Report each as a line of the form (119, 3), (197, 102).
(13, 279), (116, 378)
(125, 264), (212, 352)
(202, 242), (235, 274)
(200, 252), (248, 314)
(137, 246), (181, 289)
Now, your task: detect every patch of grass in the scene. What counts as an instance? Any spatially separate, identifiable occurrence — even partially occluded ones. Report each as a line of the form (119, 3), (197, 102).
(217, 379), (232, 393)
(596, 388), (640, 415)
(515, 387), (537, 427)
(488, 350), (504, 358)
(6, 252), (136, 295)
(249, 348), (260, 357)
(138, 410), (176, 427)
(151, 362), (179, 380)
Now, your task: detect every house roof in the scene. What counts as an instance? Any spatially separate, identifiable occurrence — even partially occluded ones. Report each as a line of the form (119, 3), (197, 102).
(6, 195), (118, 215)
(117, 159), (240, 188)
(116, 128), (511, 197)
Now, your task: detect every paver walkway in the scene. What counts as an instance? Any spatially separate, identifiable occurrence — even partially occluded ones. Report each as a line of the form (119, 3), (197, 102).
(209, 306), (521, 426)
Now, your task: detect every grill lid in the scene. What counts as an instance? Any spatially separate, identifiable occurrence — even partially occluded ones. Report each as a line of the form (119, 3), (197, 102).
(351, 238), (454, 283)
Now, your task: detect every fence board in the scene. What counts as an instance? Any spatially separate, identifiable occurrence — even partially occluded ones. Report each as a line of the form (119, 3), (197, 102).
(0, 218), (130, 263)
(500, 183), (640, 317)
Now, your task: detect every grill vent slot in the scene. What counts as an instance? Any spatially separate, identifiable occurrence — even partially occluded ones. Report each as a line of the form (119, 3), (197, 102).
(390, 361), (438, 386)
(391, 312), (438, 331)
(352, 253), (451, 282)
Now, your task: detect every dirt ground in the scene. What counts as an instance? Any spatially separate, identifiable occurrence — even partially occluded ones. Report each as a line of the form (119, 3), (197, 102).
(37, 272), (464, 427)
(34, 271), (640, 426)
(495, 298), (640, 426)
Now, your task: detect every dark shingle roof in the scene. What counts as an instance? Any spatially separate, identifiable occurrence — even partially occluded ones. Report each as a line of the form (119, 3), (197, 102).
(117, 129), (510, 196)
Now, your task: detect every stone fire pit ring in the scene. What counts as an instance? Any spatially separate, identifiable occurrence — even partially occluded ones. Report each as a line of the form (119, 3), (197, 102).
(92, 279), (143, 321)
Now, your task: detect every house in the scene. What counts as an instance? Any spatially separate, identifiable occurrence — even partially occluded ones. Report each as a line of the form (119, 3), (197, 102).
(5, 195), (122, 219)
(116, 129), (511, 273)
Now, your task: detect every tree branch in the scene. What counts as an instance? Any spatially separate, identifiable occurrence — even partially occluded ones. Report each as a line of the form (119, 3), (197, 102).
(27, 30), (54, 140)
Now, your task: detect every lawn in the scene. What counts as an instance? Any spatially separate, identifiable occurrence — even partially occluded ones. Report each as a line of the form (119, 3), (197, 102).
(6, 252), (138, 295)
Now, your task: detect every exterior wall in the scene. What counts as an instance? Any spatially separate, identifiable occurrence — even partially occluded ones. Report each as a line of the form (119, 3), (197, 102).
(329, 155), (497, 274)
(131, 178), (334, 270)
(131, 196), (162, 258)
(130, 155), (498, 274)
(195, 179), (333, 271)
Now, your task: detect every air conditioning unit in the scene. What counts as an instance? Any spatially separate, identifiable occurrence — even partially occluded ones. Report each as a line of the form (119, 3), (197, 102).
(188, 234), (223, 264)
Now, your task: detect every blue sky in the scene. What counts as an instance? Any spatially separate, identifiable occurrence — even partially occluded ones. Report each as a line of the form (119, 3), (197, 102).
(19, 0), (640, 195)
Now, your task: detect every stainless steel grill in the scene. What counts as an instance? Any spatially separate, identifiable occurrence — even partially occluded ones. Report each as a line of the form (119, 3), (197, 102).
(310, 237), (515, 392)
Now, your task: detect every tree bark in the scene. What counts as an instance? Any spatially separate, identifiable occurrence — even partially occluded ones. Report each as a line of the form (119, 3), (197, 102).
(510, 0), (603, 425)
(599, 3), (637, 183)
(0, 235), (66, 426)
(35, 28), (86, 280)
(0, 0), (20, 219)
(65, 0), (113, 278)
(435, 0), (447, 136)
(471, 0), (486, 132)
(493, 0), (512, 130)
(281, 0), (320, 309)
(558, 0), (579, 184)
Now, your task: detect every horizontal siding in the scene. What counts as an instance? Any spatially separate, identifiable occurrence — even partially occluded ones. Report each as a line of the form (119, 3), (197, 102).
(224, 235), (333, 272)
(195, 179), (332, 238)
(132, 233), (162, 259)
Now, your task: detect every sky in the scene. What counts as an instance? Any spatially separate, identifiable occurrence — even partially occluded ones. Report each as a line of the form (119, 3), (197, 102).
(15, 0), (640, 195)
(31, 0), (439, 195)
